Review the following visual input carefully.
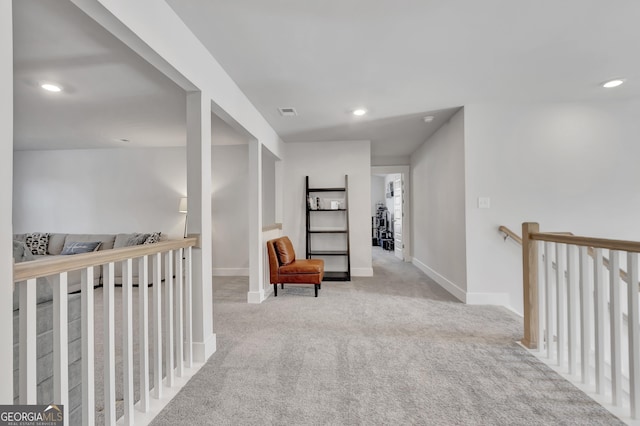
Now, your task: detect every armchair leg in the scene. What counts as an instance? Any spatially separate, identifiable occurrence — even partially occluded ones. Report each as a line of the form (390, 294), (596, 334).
(281, 283), (284, 289)
(274, 283), (277, 297)
(315, 284), (319, 297)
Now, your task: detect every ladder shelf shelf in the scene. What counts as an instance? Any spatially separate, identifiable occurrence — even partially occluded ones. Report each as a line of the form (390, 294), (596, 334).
(305, 175), (351, 281)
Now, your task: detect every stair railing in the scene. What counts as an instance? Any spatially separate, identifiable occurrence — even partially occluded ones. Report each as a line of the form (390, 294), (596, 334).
(13, 237), (197, 426)
(502, 223), (640, 419)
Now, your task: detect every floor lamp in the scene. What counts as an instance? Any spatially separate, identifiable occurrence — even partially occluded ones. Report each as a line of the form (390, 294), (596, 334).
(178, 197), (188, 238)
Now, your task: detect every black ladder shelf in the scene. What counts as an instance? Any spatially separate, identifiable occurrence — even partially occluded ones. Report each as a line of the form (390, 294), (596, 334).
(305, 175), (351, 281)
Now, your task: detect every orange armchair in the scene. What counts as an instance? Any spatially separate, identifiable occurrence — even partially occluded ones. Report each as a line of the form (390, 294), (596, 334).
(266, 236), (324, 297)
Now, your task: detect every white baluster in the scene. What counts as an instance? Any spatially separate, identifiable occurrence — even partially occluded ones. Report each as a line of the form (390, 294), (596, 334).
(175, 248), (184, 377)
(104, 262), (116, 425)
(122, 259), (134, 424)
(53, 272), (69, 426)
(556, 243), (566, 367)
(185, 246), (193, 367)
(153, 253), (162, 399)
(19, 279), (37, 404)
(165, 250), (174, 387)
(567, 245), (579, 375)
(138, 256), (150, 412)
(545, 242), (554, 359)
(627, 252), (640, 418)
(609, 250), (622, 406)
(81, 268), (94, 426)
(593, 248), (606, 394)
(537, 242), (545, 354)
(579, 246), (591, 385)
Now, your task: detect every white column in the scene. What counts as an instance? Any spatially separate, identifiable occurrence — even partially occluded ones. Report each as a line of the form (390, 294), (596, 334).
(274, 159), (283, 224)
(186, 91), (216, 362)
(248, 140), (265, 303)
(0, 0), (13, 404)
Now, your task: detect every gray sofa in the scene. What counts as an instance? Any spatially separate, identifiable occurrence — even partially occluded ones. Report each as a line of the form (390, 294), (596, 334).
(12, 232), (163, 426)
(13, 232), (164, 292)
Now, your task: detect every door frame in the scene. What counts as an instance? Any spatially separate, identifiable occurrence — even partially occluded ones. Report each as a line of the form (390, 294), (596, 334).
(371, 165), (411, 262)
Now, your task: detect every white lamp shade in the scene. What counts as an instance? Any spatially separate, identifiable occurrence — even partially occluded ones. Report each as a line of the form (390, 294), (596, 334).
(178, 197), (188, 213)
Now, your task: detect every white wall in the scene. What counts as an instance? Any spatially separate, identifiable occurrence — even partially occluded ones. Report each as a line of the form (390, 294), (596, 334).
(1, 0), (13, 403)
(13, 148), (187, 237)
(13, 146), (250, 273)
(370, 175), (385, 216)
(212, 144), (249, 275)
(411, 109), (467, 299)
(464, 100), (640, 313)
(262, 146), (277, 226)
(372, 156), (410, 167)
(283, 140), (373, 277)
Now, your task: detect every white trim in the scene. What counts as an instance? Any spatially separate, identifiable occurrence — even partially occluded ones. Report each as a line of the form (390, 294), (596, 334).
(371, 165), (411, 261)
(247, 290), (266, 304)
(123, 361), (207, 425)
(192, 333), (216, 363)
(411, 258), (515, 309)
(263, 284), (274, 299)
(352, 267), (374, 277)
(466, 292), (511, 306)
(520, 343), (632, 425)
(412, 258), (466, 302)
(213, 268), (249, 276)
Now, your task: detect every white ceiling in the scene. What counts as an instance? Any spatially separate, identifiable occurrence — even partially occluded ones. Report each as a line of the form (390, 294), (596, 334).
(12, 0), (190, 150)
(13, 1), (640, 157)
(166, 0), (640, 157)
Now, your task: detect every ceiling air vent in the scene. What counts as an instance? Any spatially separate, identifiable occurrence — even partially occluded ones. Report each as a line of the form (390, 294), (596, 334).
(278, 107), (298, 117)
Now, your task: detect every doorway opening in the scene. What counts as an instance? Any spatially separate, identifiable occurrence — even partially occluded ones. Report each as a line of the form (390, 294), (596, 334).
(370, 166), (410, 263)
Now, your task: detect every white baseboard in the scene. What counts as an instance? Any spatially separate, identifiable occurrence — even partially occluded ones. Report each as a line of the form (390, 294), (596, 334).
(263, 284), (274, 298)
(193, 333), (216, 363)
(352, 267), (374, 277)
(466, 292), (511, 307)
(412, 258), (517, 310)
(213, 268), (249, 276)
(247, 290), (266, 304)
(411, 258), (466, 302)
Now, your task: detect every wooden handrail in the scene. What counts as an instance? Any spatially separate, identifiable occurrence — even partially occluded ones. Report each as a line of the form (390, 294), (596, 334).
(262, 223), (283, 232)
(498, 226), (522, 245)
(501, 225), (637, 286)
(13, 237), (198, 282)
(530, 232), (640, 253)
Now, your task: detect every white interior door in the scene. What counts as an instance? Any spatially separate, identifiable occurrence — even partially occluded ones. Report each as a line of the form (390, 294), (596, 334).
(393, 177), (403, 260)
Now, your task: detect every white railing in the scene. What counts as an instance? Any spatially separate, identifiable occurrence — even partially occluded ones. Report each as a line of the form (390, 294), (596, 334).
(517, 223), (640, 421)
(13, 238), (197, 426)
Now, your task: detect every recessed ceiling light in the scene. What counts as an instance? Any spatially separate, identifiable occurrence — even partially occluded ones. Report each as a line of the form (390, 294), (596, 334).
(41, 83), (62, 92)
(423, 116), (435, 123)
(602, 79), (625, 88)
(353, 108), (367, 116)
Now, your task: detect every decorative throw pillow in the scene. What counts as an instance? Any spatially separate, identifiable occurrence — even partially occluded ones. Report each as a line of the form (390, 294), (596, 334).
(61, 241), (102, 255)
(126, 233), (150, 246)
(143, 232), (161, 244)
(25, 232), (50, 255)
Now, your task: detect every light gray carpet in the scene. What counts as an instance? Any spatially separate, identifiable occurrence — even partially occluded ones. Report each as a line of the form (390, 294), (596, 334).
(149, 248), (622, 425)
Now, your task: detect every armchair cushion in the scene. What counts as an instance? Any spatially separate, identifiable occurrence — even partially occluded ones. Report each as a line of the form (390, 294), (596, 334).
(274, 237), (296, 266)
(280, 260), (324, 275)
